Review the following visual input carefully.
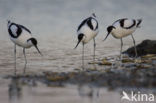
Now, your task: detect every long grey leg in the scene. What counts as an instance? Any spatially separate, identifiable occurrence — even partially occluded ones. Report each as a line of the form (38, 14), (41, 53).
(120, 38), (123, 60)
(14, 44), (16, 76)
(93, 38), (96, 63)
(23, 48), (27, 74)
(82, 43), (84, 70)
(131, 34), (137, 57)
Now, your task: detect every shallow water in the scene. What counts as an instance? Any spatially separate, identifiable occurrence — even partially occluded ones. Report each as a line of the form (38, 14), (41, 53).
(0, 0), (156, 103)
(0, 76), (156, 103)
(0, 77), (121, 103)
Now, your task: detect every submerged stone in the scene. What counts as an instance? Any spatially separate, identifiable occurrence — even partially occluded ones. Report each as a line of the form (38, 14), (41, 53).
(46, 72), (69, 81)
(122, 58), (134, 63)
(99, 58), (112, 65)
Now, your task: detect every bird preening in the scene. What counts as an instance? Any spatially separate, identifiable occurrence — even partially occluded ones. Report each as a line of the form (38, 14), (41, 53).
(7, 20), (42, 75)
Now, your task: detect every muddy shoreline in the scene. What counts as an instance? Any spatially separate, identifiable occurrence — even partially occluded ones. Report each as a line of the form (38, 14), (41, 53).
(4, 54), (156, 90)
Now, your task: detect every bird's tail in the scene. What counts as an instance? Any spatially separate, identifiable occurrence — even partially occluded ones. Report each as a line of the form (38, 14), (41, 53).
(136, 19), (142, 28)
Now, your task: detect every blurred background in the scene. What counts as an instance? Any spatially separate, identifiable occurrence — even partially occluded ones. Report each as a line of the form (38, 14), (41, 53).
(0, 0), (156, 39)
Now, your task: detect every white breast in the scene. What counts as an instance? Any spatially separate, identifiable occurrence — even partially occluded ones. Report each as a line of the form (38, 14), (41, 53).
(78, 24), (98, 43)
(11, 29), (33, 48)
(111, 21), (136, 39)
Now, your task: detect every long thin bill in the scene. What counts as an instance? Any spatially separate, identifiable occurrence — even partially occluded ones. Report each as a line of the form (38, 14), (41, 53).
(103, 33), (110, 41)
(35, 45), (43, 56)
(74, 40), (81, 49)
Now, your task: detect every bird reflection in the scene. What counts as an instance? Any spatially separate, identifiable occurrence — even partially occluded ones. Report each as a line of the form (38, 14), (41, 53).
(8, 77), (22, 103)
(78, 85), (99, 103)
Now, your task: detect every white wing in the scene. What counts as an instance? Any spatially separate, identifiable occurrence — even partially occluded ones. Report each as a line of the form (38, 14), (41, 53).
(91, 18), (98, 30)
(124, 19), (135, 28)
(10, 25), (18, 36)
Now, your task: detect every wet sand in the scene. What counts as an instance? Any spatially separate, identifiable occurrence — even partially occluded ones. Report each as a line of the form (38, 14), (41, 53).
(0, 36), (122, 103)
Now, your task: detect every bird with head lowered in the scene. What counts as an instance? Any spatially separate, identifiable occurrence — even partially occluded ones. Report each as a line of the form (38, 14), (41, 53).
(7, 20), (42, 75)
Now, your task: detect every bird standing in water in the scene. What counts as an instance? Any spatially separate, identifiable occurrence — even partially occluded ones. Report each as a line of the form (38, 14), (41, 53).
(7, 20), (42, 75)
(104, 18), (142, 60)
(75, 13), (99, 69)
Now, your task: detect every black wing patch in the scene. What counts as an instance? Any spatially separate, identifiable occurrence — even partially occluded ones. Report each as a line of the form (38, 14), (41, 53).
(77, 17), (91, 31)
(112, 18), (127, 25)
(16, 25), (22, 36)
(88, 18), (98, 30)
(136, 19), (142, 27)
(114, 18), (136, 29)
(18, 24), (31, 34)
(87, 19), (94, 30)
(77, 17), (98, 31)
(122, 19), (136, 29)
(120, 19), (125, 27)
(8, 23), (22, 38)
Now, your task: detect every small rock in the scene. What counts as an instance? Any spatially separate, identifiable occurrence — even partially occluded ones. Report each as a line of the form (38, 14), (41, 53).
(46, 72), (68, 81)
(122, 58), (134, 63)
(99, 58), (112, 65)
(124, 39), (156, 57)
(141, 54), (156, 58)
(134, 58), (142, 63)
(136, 64), (152, 69)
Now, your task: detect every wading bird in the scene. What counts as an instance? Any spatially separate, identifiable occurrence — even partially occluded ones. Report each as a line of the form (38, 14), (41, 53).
(104, 18), (142, 59)
(75, 13), (99, 69)
(7, 20), (42, 75)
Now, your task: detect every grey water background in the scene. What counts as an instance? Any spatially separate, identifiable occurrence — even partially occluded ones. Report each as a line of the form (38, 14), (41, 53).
(0, 0), (156, 38)
(0, 0), (156, 103)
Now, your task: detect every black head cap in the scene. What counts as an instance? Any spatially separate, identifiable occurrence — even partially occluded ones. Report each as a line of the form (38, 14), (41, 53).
(78, 33), (84, 41)
(7, 20), (11, 24)
(28, 38), (37, 46)
(103, 26), (116, 41)
(74, 33), (84, 49)
(107, 26), (115, 33)
(7, 20), (11, 27)
(92, 13), (96, 17)
(28, 38), (42, 56)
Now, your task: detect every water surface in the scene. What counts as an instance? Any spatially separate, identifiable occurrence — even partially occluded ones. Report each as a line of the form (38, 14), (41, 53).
(0, 0), (156, 103)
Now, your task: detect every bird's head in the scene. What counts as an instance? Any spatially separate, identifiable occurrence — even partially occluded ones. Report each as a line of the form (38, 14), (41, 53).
(27, 38), (42, 56)
(103, 26), (116, 41)
(7, 20), (11, 28)
(74, 33), (85, 49)
(92, 13), (96, 18)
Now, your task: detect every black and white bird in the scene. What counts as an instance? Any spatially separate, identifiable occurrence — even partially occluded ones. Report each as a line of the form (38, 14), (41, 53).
(104, 18), (142, 59)
(75, 13), (99, 69)
(7, 20), (42, 75)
